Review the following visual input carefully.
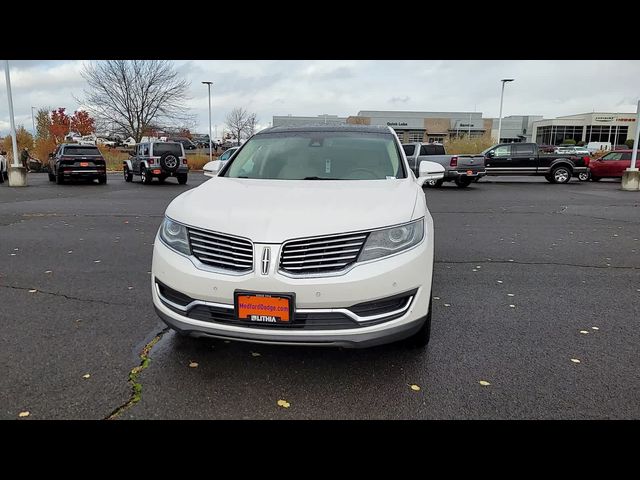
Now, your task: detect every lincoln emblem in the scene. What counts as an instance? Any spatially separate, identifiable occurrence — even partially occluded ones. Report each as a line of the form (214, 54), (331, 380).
(261, 247), (271, 275)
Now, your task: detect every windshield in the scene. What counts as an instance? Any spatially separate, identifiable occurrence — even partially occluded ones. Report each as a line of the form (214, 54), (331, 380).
(223, 131), (405, 180)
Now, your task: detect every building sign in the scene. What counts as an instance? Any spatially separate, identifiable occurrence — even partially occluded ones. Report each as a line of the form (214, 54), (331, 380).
(594, 115), (615, 123)
(616, 117), (636, 122)
(367, 117), (425, 129)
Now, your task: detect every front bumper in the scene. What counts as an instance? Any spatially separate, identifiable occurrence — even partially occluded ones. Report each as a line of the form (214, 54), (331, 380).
(151, 221), (434, 348)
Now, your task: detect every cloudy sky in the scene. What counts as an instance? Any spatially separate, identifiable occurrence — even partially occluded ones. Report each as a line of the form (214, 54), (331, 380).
(1, 60), (639, 136)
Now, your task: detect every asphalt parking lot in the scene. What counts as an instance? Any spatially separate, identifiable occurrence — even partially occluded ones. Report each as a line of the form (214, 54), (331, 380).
(1, 174), (638, 419)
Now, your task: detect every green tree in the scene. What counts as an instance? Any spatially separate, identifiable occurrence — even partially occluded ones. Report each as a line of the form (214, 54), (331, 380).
(625, 139), (636, 149)
(35, 107), (52, 140)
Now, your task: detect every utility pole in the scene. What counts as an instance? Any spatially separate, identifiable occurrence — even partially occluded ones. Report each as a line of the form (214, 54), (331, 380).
(621, 100), (640, 191)
(497, 78), (514, 143)
(202, 81), (213, 163)
(4, 60), (26, 186)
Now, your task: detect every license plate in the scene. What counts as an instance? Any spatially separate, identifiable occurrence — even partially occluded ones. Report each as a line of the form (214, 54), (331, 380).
(234, 291), (295, 324)
(80, 162), (89, 167)
(466, 170), (474, 175)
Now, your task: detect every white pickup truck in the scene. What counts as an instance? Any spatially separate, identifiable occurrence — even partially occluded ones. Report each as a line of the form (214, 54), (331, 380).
(402, 142), (486, 188)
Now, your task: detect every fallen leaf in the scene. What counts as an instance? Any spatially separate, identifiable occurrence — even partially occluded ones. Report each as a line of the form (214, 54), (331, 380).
(124, 221), (129, 224)
(433, 296), (440, 300)
(67, 251), (73, 254)
(94, 260), (101, 263)
(28, 289), (37, 293)
(476, 266), (481, 269)
(508, 259), (514, 262)
(410, 384), (421, 391)
(479, 380), (491, 386)
(251, 352), (261, 357)
(507, 293), (515, 297)
(189, 362), (199, 368)
(127, 286), (133, 290)
(82, 374), (91, 379)
(497, 280), (503, 284)
(591, 327), (599, 331)
(472, 269), (478, 272)
(18, 411), (30, 418)
(571, 358), (581, 363)
(277, 399), (291, 408)
(579, 330), (589, 334)
(13, 248), (19, 251)
(10, 253), (16, 256)
(45, 270), (52, 274)
(444, 303), (451, 307)
(509, 305), (516, 308)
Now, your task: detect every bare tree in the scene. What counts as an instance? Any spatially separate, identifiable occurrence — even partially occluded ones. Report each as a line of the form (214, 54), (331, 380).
(225, 107), (258, 144)
(80, 60), (192, 142)
(245, 113), (258, 138)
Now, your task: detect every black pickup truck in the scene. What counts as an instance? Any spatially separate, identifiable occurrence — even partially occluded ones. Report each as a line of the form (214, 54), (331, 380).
(482, 142), (590, 184)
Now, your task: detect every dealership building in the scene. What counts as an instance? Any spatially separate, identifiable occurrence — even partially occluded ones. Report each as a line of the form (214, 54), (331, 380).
(531, 113), (637, 146)
(346, 111), (491, 143)
(272, 114), (347, 127)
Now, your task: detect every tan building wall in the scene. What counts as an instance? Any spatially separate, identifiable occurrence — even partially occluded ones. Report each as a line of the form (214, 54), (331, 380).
(346, 116), (371, 125)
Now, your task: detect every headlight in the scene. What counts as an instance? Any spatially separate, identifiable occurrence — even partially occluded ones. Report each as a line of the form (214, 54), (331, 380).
(359, 218), (424, 262)
(159, 217), (191, 255)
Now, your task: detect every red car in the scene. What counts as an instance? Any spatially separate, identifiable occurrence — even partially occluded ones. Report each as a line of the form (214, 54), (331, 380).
(590, 150), (634, 181)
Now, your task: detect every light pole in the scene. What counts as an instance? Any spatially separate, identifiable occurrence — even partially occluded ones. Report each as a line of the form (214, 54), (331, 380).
(31, 106), (36, 141)
(621, 99), (640, 191)
(202, 81), (213, 162)
(496, 78), (514, 143)
(4, 60), (26, 186)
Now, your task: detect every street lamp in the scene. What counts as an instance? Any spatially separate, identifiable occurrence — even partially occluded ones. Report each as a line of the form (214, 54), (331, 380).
(4, 60), (26, 186)
(496, 78), (514, 143)
(202, 81), (213, 162)
(31, 106), (36, 141)
(621, 99), (640, 191)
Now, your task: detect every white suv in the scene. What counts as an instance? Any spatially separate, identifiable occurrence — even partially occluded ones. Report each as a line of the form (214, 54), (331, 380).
(151, 125), (444, 348)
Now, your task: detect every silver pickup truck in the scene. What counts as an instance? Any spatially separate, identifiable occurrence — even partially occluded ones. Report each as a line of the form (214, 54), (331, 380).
(402, 142), (486, 188)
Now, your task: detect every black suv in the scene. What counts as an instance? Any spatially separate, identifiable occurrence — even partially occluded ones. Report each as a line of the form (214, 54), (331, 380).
(123, 141), (188, 184)
(48, 144), (107, 184)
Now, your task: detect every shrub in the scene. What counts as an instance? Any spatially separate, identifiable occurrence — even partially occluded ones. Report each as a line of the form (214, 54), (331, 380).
(561, 139), (576, 145)
(625, 139), (636, 149)
(443, 135), (494, 154)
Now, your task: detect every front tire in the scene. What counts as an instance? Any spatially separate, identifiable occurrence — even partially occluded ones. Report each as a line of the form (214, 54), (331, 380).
(123, 167), (133, 182)
(550, 165), (571, 184)
(405, 296), (432, 348)
(578, 171), (590, 181)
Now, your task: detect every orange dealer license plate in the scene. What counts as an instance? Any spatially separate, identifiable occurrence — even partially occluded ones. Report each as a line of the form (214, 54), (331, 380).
(235, 291), (295, 324)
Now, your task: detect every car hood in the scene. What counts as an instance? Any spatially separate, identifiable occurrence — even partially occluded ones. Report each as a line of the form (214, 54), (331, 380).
(166, 177), (422, 243)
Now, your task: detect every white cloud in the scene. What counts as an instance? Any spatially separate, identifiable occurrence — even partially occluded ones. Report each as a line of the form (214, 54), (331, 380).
(2, 60), (640, 136)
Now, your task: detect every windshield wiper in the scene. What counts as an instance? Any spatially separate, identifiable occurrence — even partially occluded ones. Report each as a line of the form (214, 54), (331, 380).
(302, 176), (341, 180)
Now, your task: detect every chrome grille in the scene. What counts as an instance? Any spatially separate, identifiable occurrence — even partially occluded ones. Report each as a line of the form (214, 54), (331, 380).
(279, 232), (368, 275)
(187, 227), (253, 272)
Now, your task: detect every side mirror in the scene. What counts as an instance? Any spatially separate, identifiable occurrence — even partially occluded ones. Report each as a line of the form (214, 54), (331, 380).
(485, 150), (494, 158)
(203, 160), (223, 177)
(417, 160), (445, 187)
